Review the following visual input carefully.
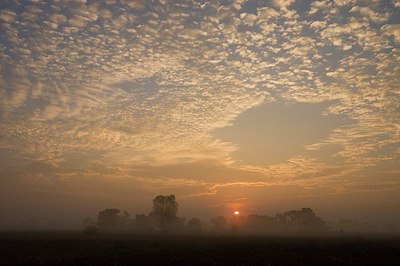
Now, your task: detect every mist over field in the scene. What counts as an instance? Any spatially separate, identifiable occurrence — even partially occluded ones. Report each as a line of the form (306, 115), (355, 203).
(0, 194), (397, 238)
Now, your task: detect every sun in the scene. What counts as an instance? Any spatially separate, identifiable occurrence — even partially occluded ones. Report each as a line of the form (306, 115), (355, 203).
(234, 211), (240, 215)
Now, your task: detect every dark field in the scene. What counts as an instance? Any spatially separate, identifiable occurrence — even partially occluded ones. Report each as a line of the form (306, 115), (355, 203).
(1, 232), (399, 266)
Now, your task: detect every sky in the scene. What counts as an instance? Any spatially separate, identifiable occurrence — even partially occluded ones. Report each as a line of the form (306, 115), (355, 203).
(0, 0), (399, 227)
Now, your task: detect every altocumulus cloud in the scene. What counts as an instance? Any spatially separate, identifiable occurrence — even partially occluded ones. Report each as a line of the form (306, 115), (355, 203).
(0, 0), (399, 197)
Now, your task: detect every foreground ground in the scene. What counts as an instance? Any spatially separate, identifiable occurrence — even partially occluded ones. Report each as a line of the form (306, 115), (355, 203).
(0, 232), (399, 265)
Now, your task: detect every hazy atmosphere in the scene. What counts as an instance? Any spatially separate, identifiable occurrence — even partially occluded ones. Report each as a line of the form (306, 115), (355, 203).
(1, 0), (399, 230)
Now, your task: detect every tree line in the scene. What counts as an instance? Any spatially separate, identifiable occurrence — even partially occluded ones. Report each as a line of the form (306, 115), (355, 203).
(83, 194), (329, 235)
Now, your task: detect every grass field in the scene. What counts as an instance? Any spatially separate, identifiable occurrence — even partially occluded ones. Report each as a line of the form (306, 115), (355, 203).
(1, 232), (399, 265)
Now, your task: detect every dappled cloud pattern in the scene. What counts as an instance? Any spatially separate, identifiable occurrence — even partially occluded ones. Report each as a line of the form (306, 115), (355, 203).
(0, 0), (399, 200)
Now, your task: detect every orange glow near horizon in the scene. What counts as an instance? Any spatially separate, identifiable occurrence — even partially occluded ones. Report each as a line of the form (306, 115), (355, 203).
(234, 211), (240, 215)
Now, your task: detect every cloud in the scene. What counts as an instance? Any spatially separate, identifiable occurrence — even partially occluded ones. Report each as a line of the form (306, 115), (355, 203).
(257, 7), (279, 20)
(310, 20), (326, 29)
(49, 13), (67, 24)
(333, 0), (356, 6)
(309, 1), (331, 15)
(232, 0), (247, 10)
(0, 9), (16, 22)
(122, 0), (146, 10)
(273, 0), (296, 10)
(240, 13), (257, 26)
(382, 24), (400, 43)
(350, 6), (389, 23)
(0, 0), (399, 197)
(0, 62), (31, 112)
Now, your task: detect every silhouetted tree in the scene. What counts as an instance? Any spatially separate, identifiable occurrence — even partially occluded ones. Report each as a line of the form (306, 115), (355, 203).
(82, 217), (97, 234)
(97, 208), (130, 230)
(230, 215), (246, 234)
(119, 210), (130, 229)
(151, 195), (178, 218)
(131, 214), (155, 233)
(211, 216), (227, 232)
(276, 208), (326, 232)
(150, 195), (182, 232)
(98, 209), (121, 227)
(186, 218), (202, 234)
(230, 224), (239, 234)
(83, 224), (98, 235)
(83, 217), (95, 228)
(244, 215), (279, 233)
